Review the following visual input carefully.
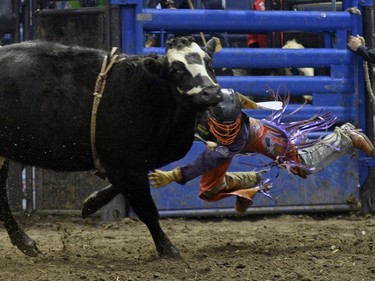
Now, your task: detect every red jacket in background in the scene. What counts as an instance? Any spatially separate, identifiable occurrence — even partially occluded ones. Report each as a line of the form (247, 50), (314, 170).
(247, 0), (267, 48)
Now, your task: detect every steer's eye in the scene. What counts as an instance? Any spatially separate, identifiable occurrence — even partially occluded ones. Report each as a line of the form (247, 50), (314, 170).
(170, 68), (184, 78)
(205, 58), (213, 69)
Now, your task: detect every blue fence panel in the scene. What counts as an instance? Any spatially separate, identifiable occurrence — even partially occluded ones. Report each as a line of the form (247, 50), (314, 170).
(110, 0), (373, 216)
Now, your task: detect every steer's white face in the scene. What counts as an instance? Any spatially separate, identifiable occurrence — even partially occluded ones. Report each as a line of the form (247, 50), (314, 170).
(167, 42), (219, 96)
(165, 37), (222, 111)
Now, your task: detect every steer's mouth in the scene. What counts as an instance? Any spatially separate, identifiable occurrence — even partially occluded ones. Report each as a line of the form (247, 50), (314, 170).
(191, 86), (223, 111)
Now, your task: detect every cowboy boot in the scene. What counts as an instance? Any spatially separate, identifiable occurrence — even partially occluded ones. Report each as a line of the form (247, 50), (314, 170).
(224, 171), (267, 214)
(233, 176), (273, 214)
(340, 123), (374, 156)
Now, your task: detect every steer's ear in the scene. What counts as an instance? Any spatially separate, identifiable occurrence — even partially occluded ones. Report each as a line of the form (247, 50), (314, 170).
(204, 37), (222, 57)
(143, 57), (163, 75)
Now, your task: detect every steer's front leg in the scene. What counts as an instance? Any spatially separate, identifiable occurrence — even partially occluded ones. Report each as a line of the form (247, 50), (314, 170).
(108, 169), (180, 258)
(0, 160), (41, 257)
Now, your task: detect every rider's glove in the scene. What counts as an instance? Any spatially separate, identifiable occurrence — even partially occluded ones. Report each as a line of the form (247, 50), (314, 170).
(206, 141), (217, 150)
(148, 167), (182, 188)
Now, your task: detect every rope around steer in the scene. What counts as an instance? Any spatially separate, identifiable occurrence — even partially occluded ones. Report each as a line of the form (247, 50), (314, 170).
(90, 47), (123, 178)
(360, 40), (375, 105)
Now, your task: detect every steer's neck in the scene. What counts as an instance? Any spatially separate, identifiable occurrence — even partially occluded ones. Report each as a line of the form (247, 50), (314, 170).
(157, 107), (197, 166)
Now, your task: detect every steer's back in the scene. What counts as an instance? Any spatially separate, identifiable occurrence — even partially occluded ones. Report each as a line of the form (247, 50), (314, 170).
(0, 41), (105, 171)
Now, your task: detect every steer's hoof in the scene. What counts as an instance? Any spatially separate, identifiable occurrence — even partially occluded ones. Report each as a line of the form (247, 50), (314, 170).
(19, 241), (42, 257)
(158, 244), (181, 259)
(11, 230), (42, 257)
(82, 191), (100, 218)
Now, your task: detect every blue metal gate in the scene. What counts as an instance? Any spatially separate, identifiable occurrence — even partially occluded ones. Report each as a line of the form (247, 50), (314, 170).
(110, 0), (374, 216)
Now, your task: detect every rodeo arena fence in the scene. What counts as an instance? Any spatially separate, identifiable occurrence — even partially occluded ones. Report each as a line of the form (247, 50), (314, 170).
(2, 0), (375, 220)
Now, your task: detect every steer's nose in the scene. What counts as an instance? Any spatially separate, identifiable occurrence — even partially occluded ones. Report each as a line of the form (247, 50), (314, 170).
(203, 86), (223, 104)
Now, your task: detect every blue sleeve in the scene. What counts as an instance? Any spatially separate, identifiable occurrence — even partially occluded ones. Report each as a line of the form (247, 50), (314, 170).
(356, 45), (375, 63)
(179, 146), (232, 184)
(179, 123), (248, 184)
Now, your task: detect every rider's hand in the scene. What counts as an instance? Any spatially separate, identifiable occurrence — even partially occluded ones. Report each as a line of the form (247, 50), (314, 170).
(148, 168), (182, 188)
(206, 141), (217, 150)
(347, 35), (364, 52)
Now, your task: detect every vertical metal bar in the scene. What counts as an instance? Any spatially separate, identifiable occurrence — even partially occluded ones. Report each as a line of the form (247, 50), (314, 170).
(116, 0), (143, 54)
(32, 166), (36, 210)
(21, 168), (27, 212)
(104, 0), (111, 50)
(360, 3), (375, 213)
(109, 4), (121, 49)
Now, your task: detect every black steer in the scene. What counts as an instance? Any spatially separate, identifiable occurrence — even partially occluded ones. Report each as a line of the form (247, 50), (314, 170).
(0, 36), (222, 258)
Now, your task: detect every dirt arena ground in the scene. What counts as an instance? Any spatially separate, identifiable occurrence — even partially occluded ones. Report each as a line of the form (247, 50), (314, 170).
(0, 212), (375, 281)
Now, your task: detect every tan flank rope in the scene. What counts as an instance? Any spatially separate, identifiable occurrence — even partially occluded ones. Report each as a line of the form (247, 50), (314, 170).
(90, 47), (123, 177)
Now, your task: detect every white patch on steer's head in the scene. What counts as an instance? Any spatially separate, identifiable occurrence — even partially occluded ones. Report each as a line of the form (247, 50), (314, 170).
(167, 42), (218, 95)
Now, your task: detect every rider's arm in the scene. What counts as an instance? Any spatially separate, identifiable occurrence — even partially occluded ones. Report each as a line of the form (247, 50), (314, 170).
(356, 45), (375, 64)
(149, 122), (249, 187)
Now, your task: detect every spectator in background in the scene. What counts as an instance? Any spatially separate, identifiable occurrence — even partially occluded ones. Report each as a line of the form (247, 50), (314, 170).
(247, 0), (285, 48)
(55, 0), (104, 8)
(347, 35), (375, 63)
(55, 1), (70, 8)
(158, 0), (177, 8)
(148, 1), (229, 11)
(0, 0), (15, 45)
(145, 0), (229, 47)
(79, 0), (102, 7)
(201, 0), (229, 47)
(144, 0), (177, 47)
(0, 0), (12, 13)
(247, 0), (267, 48)
(200, 0), (223, 9)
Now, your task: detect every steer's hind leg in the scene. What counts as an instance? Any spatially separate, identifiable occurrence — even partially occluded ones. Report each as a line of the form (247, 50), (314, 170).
(0, 160), (41, 257)
(82, 184), (118, 218)
(109, 170), (180, 258)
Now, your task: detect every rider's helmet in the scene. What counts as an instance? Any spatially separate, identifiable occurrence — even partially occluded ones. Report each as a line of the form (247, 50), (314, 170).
(208, 89), (242, 145)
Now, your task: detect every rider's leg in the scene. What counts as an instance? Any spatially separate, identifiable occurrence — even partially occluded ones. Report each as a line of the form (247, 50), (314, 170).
(298, 122), (374, 174)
